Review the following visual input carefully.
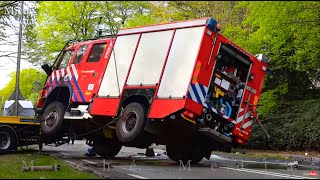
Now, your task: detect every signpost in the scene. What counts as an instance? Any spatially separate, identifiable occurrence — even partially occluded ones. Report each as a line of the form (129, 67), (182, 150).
(14, 1), (24, 116)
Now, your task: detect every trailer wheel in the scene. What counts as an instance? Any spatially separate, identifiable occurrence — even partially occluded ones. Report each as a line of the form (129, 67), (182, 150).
(93, 136), (122, 158)
(116, 102), (147, 143)
(0, 127), (17, 152)
(166, 145), (204, 165)
(41, 101), (66, 136)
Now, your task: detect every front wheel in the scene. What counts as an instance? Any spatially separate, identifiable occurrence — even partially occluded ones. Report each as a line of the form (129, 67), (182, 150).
(40, 101), (66, 136)
(0, 127), (17, 152)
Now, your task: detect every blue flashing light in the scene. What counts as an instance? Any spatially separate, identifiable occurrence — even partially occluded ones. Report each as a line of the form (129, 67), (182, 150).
(206, 18), (218, 31)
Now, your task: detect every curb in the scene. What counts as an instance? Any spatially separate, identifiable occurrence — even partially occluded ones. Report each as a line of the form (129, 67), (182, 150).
(209, 158), (319, 170)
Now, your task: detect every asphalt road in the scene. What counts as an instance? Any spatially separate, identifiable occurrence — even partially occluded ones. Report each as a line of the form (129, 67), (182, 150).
(38, 140), (318, 179)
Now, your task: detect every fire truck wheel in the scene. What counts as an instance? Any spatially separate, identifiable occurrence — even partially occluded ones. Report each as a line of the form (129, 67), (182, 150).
(41, 101), (66, 136)
(93, 136), (122, 158)
(116, 102), (147, 143)
(166, 145), (204, 165)
(0, 127), (17, 152)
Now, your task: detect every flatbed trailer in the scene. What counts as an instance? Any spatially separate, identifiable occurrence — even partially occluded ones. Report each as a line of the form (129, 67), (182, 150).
(0, 116), (42, 153)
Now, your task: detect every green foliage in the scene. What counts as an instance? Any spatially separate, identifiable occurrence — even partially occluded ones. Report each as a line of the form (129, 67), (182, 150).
(23, 1), (153, 65)
(223, 1), (320, 85)
(249, 99), (320, 151)
(0, 68), (46, 107)
(257, 82), (289, 118)
(124, 13), (158, 28)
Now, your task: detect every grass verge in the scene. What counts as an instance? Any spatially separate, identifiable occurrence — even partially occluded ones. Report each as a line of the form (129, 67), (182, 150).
(0, 152), (100, 179)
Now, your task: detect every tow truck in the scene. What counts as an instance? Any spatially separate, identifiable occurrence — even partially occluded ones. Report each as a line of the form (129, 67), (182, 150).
(0, 116), (41, 153)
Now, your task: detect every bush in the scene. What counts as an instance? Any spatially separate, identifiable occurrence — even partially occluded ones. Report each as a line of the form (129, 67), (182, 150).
(247, 98), (320, 151)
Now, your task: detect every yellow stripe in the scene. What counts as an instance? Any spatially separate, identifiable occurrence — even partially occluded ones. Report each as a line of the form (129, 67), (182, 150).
(181, 114), (196, 124)
(0, 116), (40, 125)
(195, 64), (201, 70)
(192, 75), (198, 81)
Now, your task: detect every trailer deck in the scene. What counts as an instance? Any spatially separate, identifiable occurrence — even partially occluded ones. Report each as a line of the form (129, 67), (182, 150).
(0, 116), (41, 153)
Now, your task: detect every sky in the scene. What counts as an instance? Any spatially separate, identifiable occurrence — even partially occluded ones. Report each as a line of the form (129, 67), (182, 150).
(0, 2), (37, 90)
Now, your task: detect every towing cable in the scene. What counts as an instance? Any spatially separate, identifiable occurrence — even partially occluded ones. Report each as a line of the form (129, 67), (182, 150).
(12, 107), (125, 149)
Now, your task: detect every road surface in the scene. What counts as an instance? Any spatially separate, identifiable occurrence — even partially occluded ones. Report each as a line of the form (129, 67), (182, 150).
(37, 140), (318, 179)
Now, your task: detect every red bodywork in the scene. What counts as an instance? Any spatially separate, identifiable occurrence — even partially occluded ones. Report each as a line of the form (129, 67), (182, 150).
(38, 39), (113, 107)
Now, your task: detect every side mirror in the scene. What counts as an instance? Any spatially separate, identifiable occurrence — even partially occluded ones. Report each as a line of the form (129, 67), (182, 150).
(41, 63), (53, 76)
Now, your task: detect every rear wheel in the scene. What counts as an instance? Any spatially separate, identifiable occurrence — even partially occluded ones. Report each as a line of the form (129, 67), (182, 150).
(116, 102), (147, 143)
(166, 145), (204, 165)
(0, 127), (17, 152)
(41, 101), (66, 136)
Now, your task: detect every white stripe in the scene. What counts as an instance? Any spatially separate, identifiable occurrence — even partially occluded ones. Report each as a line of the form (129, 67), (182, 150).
(51, 70), (55, 81)
(61, 68), (65, 78)
(71, 64), (78, 80)
(64, 160), (79, 167)
(56, 69), (60, 80)
(203, 85), (208, 93)
(221, 167), (316, 179)
(127, 174), (148, 179)
(195, 83), (205, 103)
(188, 87), (198, 103)
(211, 108), (218, 114)
(118, 19), (207, 35)
(234, 113), (250, 124)
(81, 159), (97, 165)
(60, 152), (69, 156)
(222, 115), (230, 119)
(67, 66), (72, 80)
(243, 120), (253, 129)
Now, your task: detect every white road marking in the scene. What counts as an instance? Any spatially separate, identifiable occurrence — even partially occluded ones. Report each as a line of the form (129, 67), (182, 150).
(81, 159), (98, 165)
(64, 160), (78, 166)
(60, 152), (69, 156)
(127, 174), (148, 179)
(221, 167), (317, 179)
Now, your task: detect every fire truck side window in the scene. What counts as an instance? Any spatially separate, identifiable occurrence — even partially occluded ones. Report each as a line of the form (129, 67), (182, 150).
(74, 45), (88, 64)
(58, 50), (74, 69)
(87, 43), (106, 62)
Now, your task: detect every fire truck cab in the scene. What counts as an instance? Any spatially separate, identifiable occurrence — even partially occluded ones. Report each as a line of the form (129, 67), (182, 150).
(37, 17), (269, 164)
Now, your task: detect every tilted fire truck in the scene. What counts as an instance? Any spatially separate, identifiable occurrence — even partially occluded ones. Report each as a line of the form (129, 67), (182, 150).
(36, 17), (270, 164)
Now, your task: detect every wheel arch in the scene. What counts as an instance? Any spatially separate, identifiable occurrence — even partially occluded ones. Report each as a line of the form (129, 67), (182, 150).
(42, 85), (72, 110)
(120, 94), (150, 112)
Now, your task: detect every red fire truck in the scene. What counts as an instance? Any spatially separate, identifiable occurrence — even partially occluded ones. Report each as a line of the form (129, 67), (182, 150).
(36, 17), (269, 164)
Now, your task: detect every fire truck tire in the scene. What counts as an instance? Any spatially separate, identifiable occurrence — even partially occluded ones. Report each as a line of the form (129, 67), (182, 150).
(40, 101), (66, 137)
(0, 127), (17, 152)
(116, 102), (147, 143)
(166, 145), (204, 165)
(93, 136), (122, 158)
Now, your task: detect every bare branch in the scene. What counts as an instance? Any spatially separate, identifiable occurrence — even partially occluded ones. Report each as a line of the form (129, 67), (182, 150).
(0, 1), (18, 8)
(0, 51), (17, 57)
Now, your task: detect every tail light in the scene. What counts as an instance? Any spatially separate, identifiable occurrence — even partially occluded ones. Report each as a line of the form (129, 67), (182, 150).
(181, 110), (195, 122)
(236, 137), (245, 144)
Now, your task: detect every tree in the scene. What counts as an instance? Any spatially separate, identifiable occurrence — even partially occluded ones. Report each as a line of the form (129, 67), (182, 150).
(0, 1), (19, 65)
(0, 68), (46, 107)
(23, 1), (153, 65)
(224, 1), (320, 105)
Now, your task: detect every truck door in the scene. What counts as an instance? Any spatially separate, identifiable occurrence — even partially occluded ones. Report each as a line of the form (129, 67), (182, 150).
(71, 41), (109, 103)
